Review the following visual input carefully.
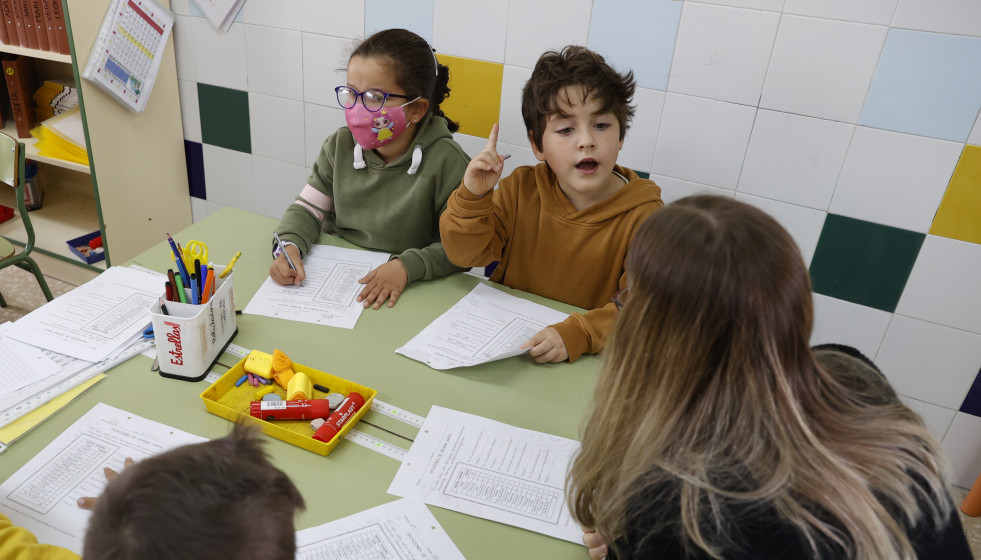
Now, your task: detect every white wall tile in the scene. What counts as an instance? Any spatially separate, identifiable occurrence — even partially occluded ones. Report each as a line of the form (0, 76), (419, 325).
(253, 156), (310, 220)
(760, 16), (886, 123)
(619, 88), (664, 173)
(734, 193), (826, 265)
(498, 65), (533, 148)
(738, 109), (853, 210)
(170, 0), (190, 16)
(190, 17), (248, 90)
(969, 110), (981, 146)
(249, 93), (305, 166)
(304, 103), (346, 168)
(300, 0), (365, 37)
(173, 15), (196, 82)
(245, 26), (303, 100)
(505, 0), (592, 68)
(783, 0), (899, 25)
(896, 235), (981, 335)
(205, 201), (226, 216)
(433, 0), (507, 62)
(687, 0), (784, 11)
(302, 34), (350, 108)
(668, 3), (779, 106)
(900, 397), (955, 443)
(652, 93), (756, 189)
(942, 412), (981, 488)
(810, 293), (892, 359)
(651, 174), (734, 205)
(893, 0), (981, 38)
(189, 196), (209, 223)
(178, 79), (201, 143)
(202, 145), (255, 210)
(830, 127), (961, 232)
(876, 315), (981, 409)
(242, 0), (301, 30)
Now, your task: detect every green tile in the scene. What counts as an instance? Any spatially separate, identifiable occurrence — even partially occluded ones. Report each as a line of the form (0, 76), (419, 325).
(198, 83), (251, 154)
(809, 214), (925, 312)
(633, 169), (650, 179)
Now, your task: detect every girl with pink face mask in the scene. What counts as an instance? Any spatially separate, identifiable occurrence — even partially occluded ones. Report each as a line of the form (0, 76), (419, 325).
(270, 28), (470, 310)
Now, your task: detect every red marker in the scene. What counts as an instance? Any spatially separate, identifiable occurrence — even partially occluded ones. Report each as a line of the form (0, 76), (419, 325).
(312, 392), (365, 443)
(249, 399), (332, 421)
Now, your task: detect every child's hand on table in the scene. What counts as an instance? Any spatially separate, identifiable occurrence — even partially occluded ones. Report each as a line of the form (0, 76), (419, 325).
(358, 259), (408, 309)
(269, 244), (305, 285)
(77, 457), (136, 510)
(522, 326), (569, 363)
(463, 123), (508, 197)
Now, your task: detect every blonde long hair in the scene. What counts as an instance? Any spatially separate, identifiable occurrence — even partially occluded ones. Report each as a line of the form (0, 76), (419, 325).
(568, 196), (951, 559)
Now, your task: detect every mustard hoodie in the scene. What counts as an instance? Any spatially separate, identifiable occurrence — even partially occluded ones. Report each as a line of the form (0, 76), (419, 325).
(0, 514), (78, 560)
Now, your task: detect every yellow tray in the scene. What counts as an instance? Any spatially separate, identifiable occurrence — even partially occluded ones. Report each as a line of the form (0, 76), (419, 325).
(200, 356), (377, 456)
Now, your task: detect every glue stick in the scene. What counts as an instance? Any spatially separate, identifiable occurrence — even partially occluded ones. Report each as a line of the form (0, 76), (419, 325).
(249, 399), (332, 421)
(312, 392), (365, 443)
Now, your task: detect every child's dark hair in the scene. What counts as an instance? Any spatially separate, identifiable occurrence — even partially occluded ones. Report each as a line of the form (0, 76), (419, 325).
(83, 423), (305, 560)
(351, 28), (460, 133)
(522, 46), (635, 150)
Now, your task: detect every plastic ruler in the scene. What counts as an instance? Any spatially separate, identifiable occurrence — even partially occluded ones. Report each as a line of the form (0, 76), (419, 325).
(344, 428), (408, 461)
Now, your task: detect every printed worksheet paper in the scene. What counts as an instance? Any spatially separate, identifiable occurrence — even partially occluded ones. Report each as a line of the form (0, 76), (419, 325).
(396, 283), (569, 369)
(243, 245), (390, 329)
(0, 403), (205, 553)
(388, 406), (583, 544)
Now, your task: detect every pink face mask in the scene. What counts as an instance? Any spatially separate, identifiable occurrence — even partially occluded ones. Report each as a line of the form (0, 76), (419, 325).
(345, 99), (418, 150)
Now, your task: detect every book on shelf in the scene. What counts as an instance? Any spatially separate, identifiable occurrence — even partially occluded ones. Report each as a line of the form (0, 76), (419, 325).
(29, 0), (47, 51)
(0, 2), (7, 44)
(15, 0), (37, 50)
(0, 1), (16, 47)
(33, 78), (74, 120)
(49, 0), (65, 54)
(3, 55), (37, 137)
(39, 0), (57, 52)
(9, 0), (27, 47)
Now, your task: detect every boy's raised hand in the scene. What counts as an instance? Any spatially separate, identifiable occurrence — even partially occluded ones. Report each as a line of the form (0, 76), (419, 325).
(463, 123), (507, 197)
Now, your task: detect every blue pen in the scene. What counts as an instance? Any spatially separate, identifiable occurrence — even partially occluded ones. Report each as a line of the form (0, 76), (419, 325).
(166, 233), (191, 287)
(190, 272), (199, 305)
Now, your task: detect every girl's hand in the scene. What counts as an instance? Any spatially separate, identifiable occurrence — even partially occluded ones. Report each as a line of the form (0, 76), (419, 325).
(269, 244), (305, 286)
(358, 259), (408, 309)
(583, 531), (609, 560)
(521, 326), (569, 363)
(463, 123), (507, 197)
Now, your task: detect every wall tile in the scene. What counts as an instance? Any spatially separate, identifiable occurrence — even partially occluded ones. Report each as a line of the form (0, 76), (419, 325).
(245, 26), (303, 101)
(437, 55), (503, 138)
(810, 214), (924, 312)
(738, 109), (853, 210)
(588, 0), (682, 91)
(942, 412), (981, 488)
(896, 235), (981, 334)
(433, 0), (507, 62)
(304, 103), (345, 168)
(190, 196), (209, 223)
(173, 14), (196, 82)
(241, 0), (301, 30)
(505, 0), (591, 69)
(651, 174), (734, 205)
(365, 0), (433, 41)
(253, 156), (309, 220)
(961, 372), (981, 416)
(198, 83), (251, 153)
(619, 88), (664, 173)
(497, 65), (533, 148)
(899, 397), (955, 443)
(652, 93), (756, 189)
(190, 17), (248, 90)
(930, 145), (981, 246)
(667, 3), (778, 105)
(859, 30), (981, 143)
(184, 141), (205, 199)
(687, 0), (784, 11)
(810, 293), (892, 359)
(178, 79), (201, 143)
(170, 0), (190, 16)
(783, 0), (898, 25)
(830, 127), (961, 233)
(734, 193), (826, 265)
(299, 0), (365, 37)
(760, 16), (886, 123)
(302, 34), (350, 108)
(876, 315), (981, 409)
(969, 111), (981, 146)
(249, 93), (305, 165)
(893, 0), (981, 38)
(202, 145), (254, 210)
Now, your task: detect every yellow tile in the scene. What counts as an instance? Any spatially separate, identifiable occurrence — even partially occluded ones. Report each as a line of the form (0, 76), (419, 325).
(436, 54), (503, 138)
(930, 145), (981, 245)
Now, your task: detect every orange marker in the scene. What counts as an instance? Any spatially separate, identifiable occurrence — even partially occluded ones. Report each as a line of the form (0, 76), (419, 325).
(201, 268), (215, 304)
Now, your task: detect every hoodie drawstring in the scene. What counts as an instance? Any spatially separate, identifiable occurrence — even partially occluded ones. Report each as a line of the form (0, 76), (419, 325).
(352, 144), (423, 175)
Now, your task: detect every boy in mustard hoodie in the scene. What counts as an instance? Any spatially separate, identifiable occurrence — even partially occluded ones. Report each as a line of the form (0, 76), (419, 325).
(440, 46), (663, 363)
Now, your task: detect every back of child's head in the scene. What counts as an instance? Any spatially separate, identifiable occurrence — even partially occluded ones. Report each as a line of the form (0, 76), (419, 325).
(351, 28), (459, 133)
(521, 46), (635, 150)
(82, 424), (305, 560)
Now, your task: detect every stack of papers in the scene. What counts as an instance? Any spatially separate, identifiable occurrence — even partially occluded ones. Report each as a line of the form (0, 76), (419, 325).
(30, 107), (88, 165)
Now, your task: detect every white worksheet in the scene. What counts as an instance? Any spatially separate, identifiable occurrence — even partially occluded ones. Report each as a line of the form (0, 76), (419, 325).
(296, 498), (465, 560)
(0, 323), (63, 398)
(243, 245), (390, 329)
(396, 283), (569, 369)
(5, 266), (162, 362)
(388, 406), (583, 544)
(0, 403), (205, 553)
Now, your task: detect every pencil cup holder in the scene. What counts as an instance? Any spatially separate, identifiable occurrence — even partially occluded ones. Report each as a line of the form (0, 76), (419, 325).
(149, 266), (238, 382)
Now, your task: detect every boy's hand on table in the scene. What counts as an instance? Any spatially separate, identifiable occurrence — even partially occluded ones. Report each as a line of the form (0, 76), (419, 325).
(463, 123), (507, 197)
(583, 531), (609, 560)
(522, 327), (569, 363)
(77, 457), (136, 510)
(358, 259), (408, 309)
(269, 245), (305, 286)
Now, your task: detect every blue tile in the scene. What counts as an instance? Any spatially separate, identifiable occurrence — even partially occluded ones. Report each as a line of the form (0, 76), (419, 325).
(961, 368), (981, 417)
(365, 0), (434, 42)
(859, 29), (981, 143)
(588, 0), (682, 91)
(184, 140), (206, 199)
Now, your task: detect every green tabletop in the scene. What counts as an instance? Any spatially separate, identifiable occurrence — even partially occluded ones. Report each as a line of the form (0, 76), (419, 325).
(1, 207), (600, 559)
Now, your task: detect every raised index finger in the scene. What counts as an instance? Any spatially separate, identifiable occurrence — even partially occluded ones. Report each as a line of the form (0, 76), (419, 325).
(484, 123), (499, 152)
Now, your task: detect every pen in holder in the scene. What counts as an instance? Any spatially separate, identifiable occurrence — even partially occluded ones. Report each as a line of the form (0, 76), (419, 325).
(149, 265), (238, 382)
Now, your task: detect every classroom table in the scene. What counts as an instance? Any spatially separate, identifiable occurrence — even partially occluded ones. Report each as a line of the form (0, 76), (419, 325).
(1, 207), (602, 559)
